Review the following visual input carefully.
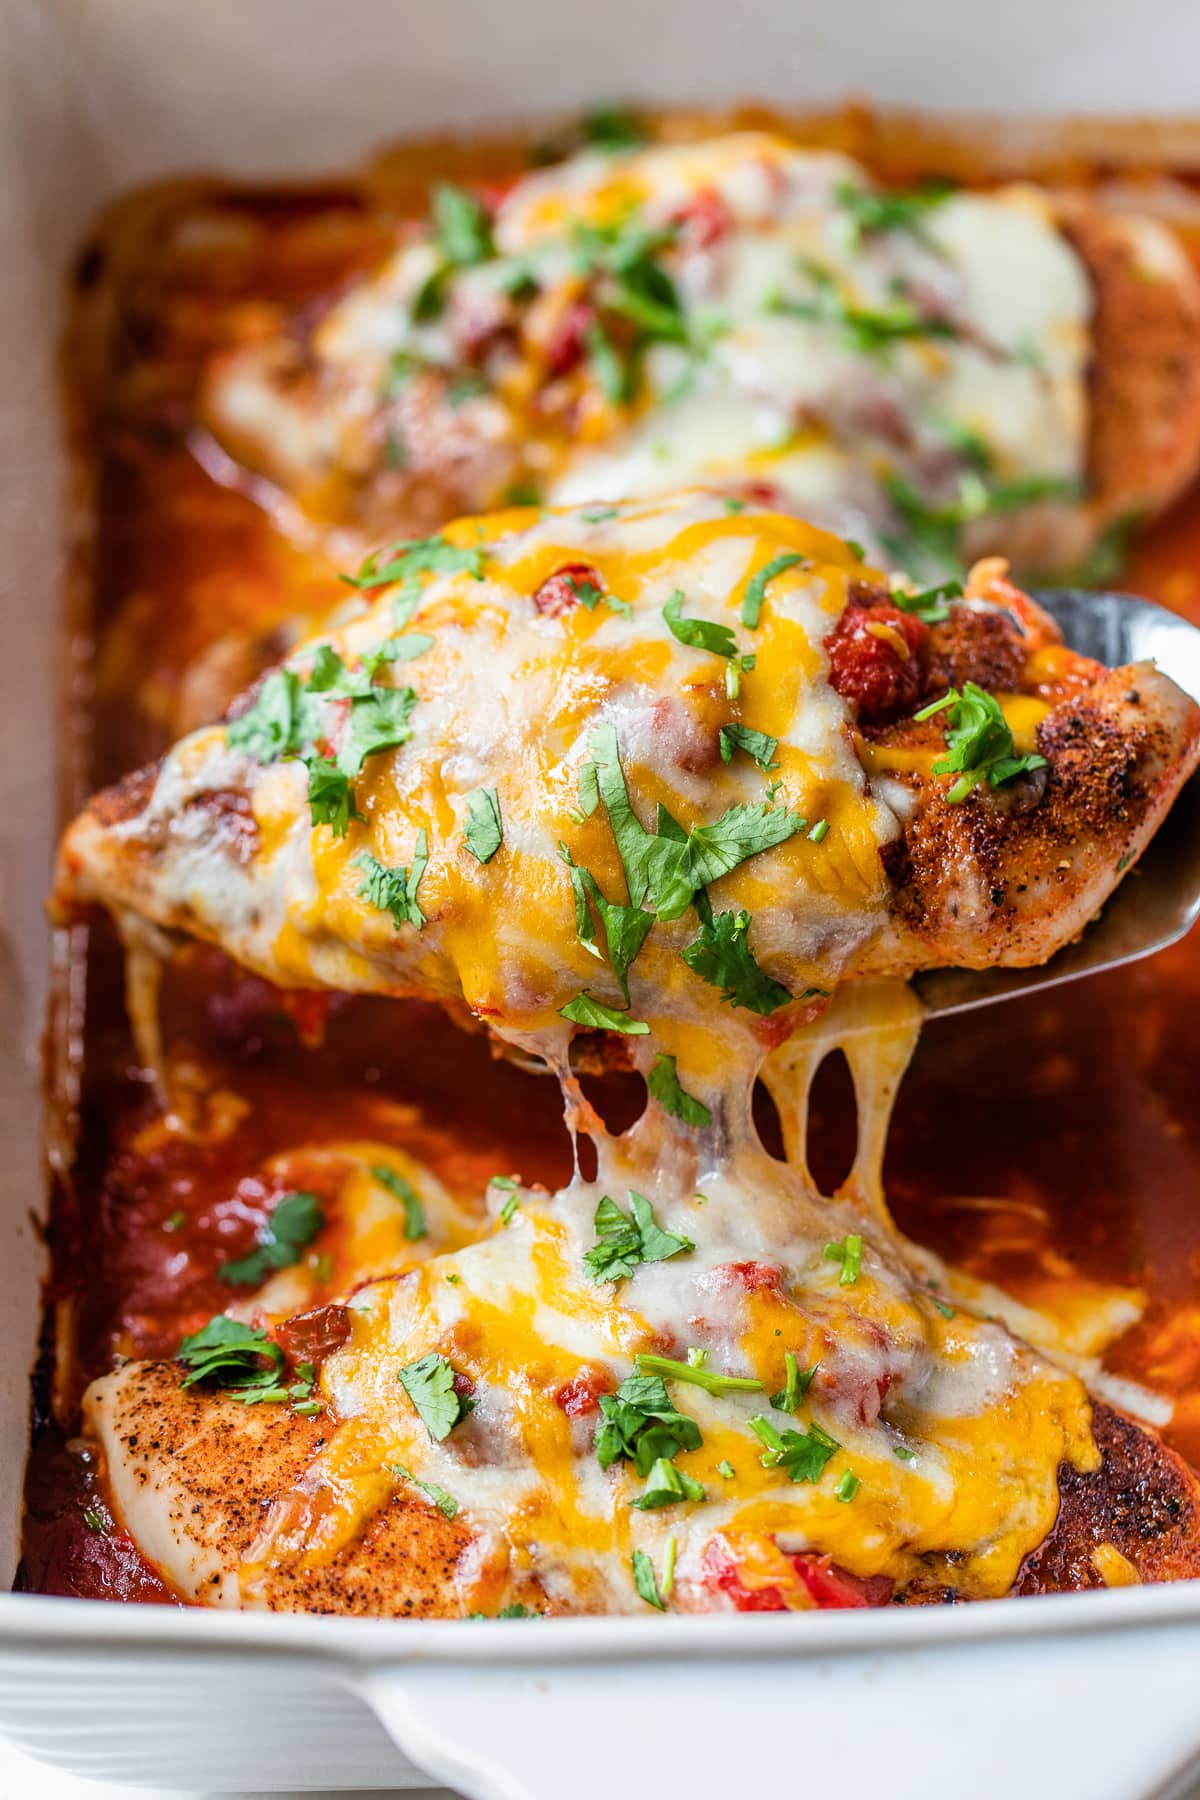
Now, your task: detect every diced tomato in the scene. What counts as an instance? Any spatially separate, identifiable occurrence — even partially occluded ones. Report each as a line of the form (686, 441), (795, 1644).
(825, 598), (928, 724)
(543, 300), (597, 378)
(669, 187), (733, 250)
(702, 1536), (893, 1612)
(702, 1539), (789, 1612)
(275, 1303), (351, 1368)
(791, 1553), (893, 1610)
(532, 562), (603, 618)
(710, 1260), (786, 1295)
(555, 1367), (614, 1418)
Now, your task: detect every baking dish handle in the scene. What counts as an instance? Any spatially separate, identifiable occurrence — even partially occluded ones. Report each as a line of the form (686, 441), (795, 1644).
(358, 1618), (1200, 1800)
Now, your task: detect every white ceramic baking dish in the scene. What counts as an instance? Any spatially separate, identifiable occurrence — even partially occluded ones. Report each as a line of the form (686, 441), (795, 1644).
(5, 1), (1200, 1792)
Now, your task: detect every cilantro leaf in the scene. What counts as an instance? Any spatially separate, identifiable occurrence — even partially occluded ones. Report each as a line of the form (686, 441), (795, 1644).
(464, 787), (504, 863)
(560, 991), (650, 1035)
(681, 908), (792, 1015)
(394, 1462), (459, 1520)
(684, 803), (803, 890)
(398, 1352), (475, 1441)
(306, 644), (372, 698)
(836, 177), (954, 246)
(770, 1350), (818, 1414)
(584, 1192), (694, 1284)
(227, 670), (305, 763)
(432, 183), (495, 267)
(586, 726), (801, 922)
(663, 589), (738, 659)
(355, 831), (429, 930)
(632, 1547), (666, 1611)
(305, 755), (364, 837)
(218, 1190), (325, 1288)
(345, 534), (485, 593)
(594, 1373), (702, 1476)
(585, 319), (630, 405)
(560, 848), (655, 1001)
(338, 685), (419, 775)
(749, 1414), (841, 1484)
(372, 1164), (428, 1239)
(914, 680), (1047, 802)
(646, 1053), (712, 1128)
(176, 1315), (286, 1400)
(363, 633), (436, 674)
(581, 105), (647, 152)
(741, 552), (807, 628)
(823, 1233), (863, 1285)
(635, 1352), (763, 1397)
(467, 1603), (542, 1620)
(629, 1456), (705, 1510)
(891, 580), (962, 625)
(718, 724), (779, 770)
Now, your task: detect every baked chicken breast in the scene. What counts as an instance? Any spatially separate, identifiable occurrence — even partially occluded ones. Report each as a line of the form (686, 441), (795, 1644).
(201, 132), (1200, 578)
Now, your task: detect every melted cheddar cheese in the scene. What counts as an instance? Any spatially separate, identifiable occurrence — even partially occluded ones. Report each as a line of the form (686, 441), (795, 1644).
(210, 132), (1091, 572)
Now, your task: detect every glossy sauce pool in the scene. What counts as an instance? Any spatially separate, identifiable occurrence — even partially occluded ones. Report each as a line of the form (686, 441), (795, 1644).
(19, 111), (1200, 1601)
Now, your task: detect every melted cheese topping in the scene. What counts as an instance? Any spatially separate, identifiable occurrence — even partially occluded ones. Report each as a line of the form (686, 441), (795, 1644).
(109, 493), (900, 1046)
(216, 982), (1096, 1614)
(81, 493), (1110, 1613)
(248, 131), (1091, 566)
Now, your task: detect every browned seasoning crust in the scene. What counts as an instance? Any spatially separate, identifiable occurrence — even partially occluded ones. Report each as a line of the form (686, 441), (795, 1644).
(1017, 1402), (1200, 1592)
(92, 1358), (471, 1615)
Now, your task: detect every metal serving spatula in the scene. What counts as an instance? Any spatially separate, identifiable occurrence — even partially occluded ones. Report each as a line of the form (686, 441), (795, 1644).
(913, 589), (1200, 1018)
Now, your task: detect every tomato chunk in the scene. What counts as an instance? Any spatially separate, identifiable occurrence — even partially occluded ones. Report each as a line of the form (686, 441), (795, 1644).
(669, 187), (733, 250)
(555, 1367), (614, 1418)
(275, 1303), (351, 1368)
(533, 562), (603, 618)
(826, 596), (927, 724)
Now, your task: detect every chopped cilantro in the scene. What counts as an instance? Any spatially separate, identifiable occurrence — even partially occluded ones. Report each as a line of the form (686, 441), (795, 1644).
(398, 1352), (475, 1441)
(823, 1234), (863, 1285)
(355, 831), (429, 930)
(83, 1507), (108, 1534)
(363, 632), (435, 673)
(891, 579), (962, 624)
(716, 1460), (736, 1480)
(741, 552), (806, 629)
(663, 589), (738, 658)
(630, 1455), (705, 1509)
(464, 786), (504, 863)
(339, 685), (419, 775)
(560, 991), (650, 1035)
(769, 263), (958, 354)
(914, 681), (1047, 802)
(371, 1165), (427, 1240)
(218, 1191), (324, 1288)
(581, 104), (646, 151)
(227, 669), (305, 763)
(635, 1352), (763, 1397)
(176, 1315), (287, 1402)
(632, 1548), (666, 1611)
(718, 724), (779, 770)
(807, 819), (829, 844)
(646, 1053), (712, 1128)
(836, 177), (954, 246)
(305, 755), (363, 837)
(394, 1463), (460, 1520)
(584, 1193), (694, 1284)
(770, 1351), (818, 1414)
(344, 534), (485, 594)
(560, 846), (655, 1001)
(748, 1414), (840, 1484)
(467, 1603), (541, 1620)
(893, 1444), (916, 1463)
(499, 1190), (519, 1226)
(431, 182), (494, 267)
(595, 1373), (702, 1476)
(585, 318), (629, 405)
(834, 1469), (861, 1503)
(682, 908), (792, 1015)
(581, 506), (620, 523)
